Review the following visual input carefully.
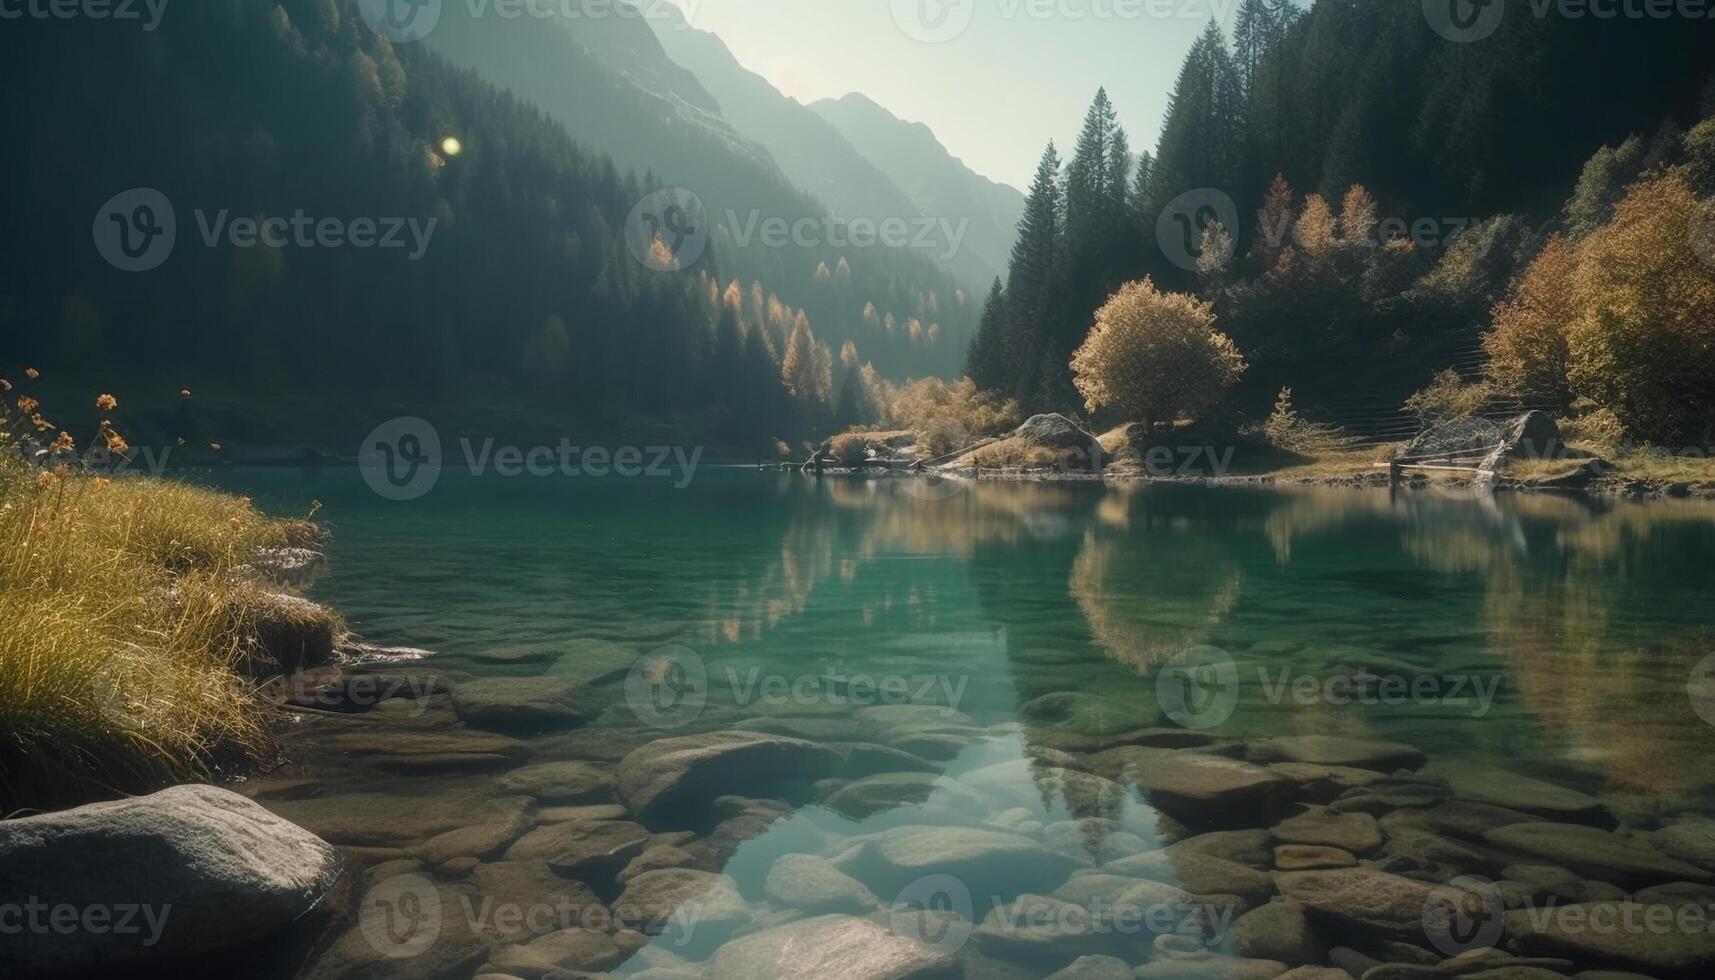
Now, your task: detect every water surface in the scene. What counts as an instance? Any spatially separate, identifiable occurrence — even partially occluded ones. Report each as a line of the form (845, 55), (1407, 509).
(208, 468), (1715, 974)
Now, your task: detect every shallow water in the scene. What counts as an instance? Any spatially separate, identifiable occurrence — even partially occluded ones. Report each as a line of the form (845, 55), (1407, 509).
(207, 468), (1715, 976)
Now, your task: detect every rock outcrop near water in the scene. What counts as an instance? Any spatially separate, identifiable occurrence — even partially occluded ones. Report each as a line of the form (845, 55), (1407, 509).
(0, 784), (343, 974)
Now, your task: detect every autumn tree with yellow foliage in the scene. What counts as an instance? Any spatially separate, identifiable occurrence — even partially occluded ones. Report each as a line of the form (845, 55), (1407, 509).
(1478, 170), (1715, 444)
(1566, 172), (1715, 444)
(1483, 234), (1578, 411)
(1071, 278), (1247, 431)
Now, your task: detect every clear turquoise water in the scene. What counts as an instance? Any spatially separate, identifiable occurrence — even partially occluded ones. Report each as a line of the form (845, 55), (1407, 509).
(204, 468), (1715, 974)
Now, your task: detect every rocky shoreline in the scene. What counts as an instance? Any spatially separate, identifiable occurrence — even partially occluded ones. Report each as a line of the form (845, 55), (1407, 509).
(10, 622), (1715, 979)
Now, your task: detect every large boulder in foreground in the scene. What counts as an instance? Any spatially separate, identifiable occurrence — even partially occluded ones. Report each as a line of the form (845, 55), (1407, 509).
(0, 784), (343, 974)
(616, 731), (840, 825)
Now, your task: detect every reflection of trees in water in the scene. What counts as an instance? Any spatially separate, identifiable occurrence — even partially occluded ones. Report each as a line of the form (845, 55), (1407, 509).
(1385, 490), (1715, 806)
(691, 479), (1095, 647)
(1472, 500), (1715, 808)
(698, 513), (836, 645)
(1069, 526), (1244, 673)
(1066, 484), (1247, 673)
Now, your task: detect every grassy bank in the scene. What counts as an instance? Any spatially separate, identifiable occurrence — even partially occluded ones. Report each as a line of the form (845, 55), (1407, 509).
(1, 401), (331, 812)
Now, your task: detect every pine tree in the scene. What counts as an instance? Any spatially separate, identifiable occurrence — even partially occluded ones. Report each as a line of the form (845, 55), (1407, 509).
(1144, 21), (1245, 217)
(966, 278), (1011, 393)
(999, 142), (1065, 404)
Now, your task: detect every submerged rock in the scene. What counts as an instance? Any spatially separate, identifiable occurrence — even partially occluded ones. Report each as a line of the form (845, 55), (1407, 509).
(616, 731), (839, 825)
(1093, 747), (1286, 821)
(0, 785), (343, 973)
(1044, 955), (1135, 979)
(833, 824), (1086, 898)
(496, 760), (616, 804)
(1104, 849), (1276, 907)
(704, 914), (958, 980)
(1271, 807), (1383, 854)
(1251, 735), (1426, 773)
(1506, 901), (1715, 975)
(1420, 763), (1611, 826)
(1484, 822), (1714, 887)
(614, 868), (752, 935)
(503, 819), (650, 878)
(1273, 868), (1459, 942)
(822, 772), (951, 819)
(450, 676), (597, 730)
(763, 854), (880, 915)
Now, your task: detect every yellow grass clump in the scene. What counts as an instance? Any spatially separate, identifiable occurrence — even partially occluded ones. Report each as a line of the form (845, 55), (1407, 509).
(0, 382), (330, 811)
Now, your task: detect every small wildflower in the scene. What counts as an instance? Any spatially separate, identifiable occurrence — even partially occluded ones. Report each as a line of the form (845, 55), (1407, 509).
(17, 396), (39, 414)
(53, 432), (74, 452)
(25, 368), (39, 379)
(96, 394), (118, 411)
(31, 414), (51, 431)
(0, 379), (11, 392)
(35, 471), (55, 490)
(104, 430), (130, 454)
(51, 463), (69, 478)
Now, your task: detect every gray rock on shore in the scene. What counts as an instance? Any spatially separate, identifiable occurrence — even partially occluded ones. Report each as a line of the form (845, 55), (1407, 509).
(0, 784), (343, 973)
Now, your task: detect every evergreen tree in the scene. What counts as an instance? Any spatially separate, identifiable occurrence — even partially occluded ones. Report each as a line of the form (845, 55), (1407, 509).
(994, 142), (1065, 404)
(966, 278), (1011, 393)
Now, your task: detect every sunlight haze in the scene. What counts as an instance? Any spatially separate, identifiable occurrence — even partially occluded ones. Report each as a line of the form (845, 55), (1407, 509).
(668, 0), (1248, 189)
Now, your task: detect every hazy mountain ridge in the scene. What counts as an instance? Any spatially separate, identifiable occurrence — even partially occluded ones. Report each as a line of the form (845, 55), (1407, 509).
(811, 92), (1026, 286)
(645, 17), (920, 221)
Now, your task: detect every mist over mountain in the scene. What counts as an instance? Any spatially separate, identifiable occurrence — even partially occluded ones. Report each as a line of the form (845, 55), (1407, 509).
(423, 5), (980, 381)
(811, 93), (1025, 288)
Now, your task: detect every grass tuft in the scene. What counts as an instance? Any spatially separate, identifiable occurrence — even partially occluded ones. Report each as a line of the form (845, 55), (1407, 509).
(0, 459), (330, 812)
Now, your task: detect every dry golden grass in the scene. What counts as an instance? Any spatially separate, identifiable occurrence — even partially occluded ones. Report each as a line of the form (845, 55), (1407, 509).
(1508, 454), (1715, 486)
(0, 461), (329, 811)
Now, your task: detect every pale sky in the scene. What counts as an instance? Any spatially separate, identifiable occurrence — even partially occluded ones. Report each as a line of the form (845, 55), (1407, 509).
(665, 0), (1263, 190)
